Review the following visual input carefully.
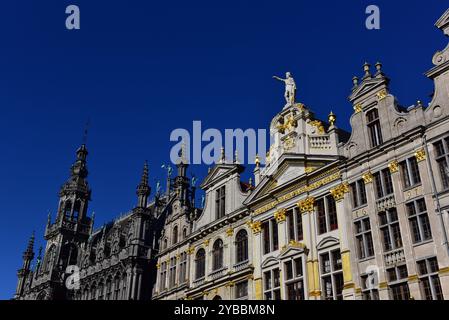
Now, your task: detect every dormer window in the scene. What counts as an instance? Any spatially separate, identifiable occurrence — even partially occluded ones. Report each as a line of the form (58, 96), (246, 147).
(215, 186), (226, 219)
(367, 109), (383, 147)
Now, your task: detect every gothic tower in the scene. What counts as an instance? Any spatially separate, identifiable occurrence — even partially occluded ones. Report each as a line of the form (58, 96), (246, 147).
(40, 144), (94, 299)
(14, 232), (35, 299)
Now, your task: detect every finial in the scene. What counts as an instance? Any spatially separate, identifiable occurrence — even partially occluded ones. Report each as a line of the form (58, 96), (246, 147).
(220, 146), (226, 163)
(328, 111), (336, 126)
(82, 118), (90, 145)
(140, 161), (149, 185)
(255, 154), (260, 168)
(363, 62), (371, 78)
(234, 150), (240, 164)
(375, 62), (382, 72)
(416, 100), (423, 108)
(352, 76), (359, 88)
(249, 177), (253, 186)
(47, 211), (51, 226)
(208, 167), (212, 174)
(26, 231), (35, 253)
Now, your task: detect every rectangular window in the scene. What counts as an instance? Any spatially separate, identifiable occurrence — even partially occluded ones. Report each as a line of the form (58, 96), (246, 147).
(316, 195), (338, 235)
(367, 109), (383, 147)
(263, 268), (281, 300)
(159, 261), (167, 291)
(285, 257), (305, 300)
(406, 199), (432, 244)
(417, 257), (444, 300)
(379, 208), (402, 252)
(215, 186), (226, 219)
(374, 169), (394, 199)
(287, 207), (303, 242)
(262, 219), (279, 254)
(320, 250), (343, 300)
(355, 217), (374, 259)
(387, 265), (410, 300)
(235, 281), (248, 300)
(350, 179), (367, 208)
(179, 252), (187, 284)
(400, 157), (421, 189)
(434, 139), (449, 189)
(169, 257), (176, 288)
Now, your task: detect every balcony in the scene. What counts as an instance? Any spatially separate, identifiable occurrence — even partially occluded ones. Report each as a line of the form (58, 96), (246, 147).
(384, 248), (405, 266)
(192, 277), (205, 287)
(376, 194), (396, 212)
(233, 260), (250, 272)
(209, 267), (227, 280)
(309, 135), (331, 150)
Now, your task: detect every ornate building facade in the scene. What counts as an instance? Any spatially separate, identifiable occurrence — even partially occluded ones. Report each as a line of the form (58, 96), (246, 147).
(15, 9), (449, 300)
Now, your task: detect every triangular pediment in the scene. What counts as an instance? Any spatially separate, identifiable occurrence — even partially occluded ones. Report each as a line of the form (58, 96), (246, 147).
(244, 155), (331, 205)
(200, 163), (243, 189)
(349, 77), (387, 102)
(436, 9), (449, 35)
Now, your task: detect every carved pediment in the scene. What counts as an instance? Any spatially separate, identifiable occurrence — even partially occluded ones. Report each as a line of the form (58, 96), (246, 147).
(436, 8), (449, 36)
(316, 236), (340, 250)
(349, 77), (388, 103)
(200, 163), (243, 189)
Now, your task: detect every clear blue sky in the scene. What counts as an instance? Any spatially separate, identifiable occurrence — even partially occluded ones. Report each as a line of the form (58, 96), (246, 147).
(0, 0), (447, 299)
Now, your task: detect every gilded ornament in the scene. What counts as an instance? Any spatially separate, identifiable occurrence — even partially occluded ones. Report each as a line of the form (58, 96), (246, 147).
(274, 208), (287, 223)
(362, 172), (374, 184)
(297, 197), (315, 214)
(415, 149), (426, 162)
(330, 183), (349, 202)
(388, 160), (399, 173)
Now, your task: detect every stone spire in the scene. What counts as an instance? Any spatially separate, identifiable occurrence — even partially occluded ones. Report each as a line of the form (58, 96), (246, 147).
(136, 161), (151, 208)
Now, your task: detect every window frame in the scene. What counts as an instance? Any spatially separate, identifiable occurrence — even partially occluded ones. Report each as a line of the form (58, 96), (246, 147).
(354, 217), (375, 260)
(406, 198), (432, 244)
(320, 249), (344, 300)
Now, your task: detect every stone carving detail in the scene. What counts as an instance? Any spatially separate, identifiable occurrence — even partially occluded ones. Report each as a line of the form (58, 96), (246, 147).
(330, 183), (349, 202)
(297, 197), (315, 214)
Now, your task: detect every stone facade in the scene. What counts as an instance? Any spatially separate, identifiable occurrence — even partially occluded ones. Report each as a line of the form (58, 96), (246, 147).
(15, 9), (449, 300)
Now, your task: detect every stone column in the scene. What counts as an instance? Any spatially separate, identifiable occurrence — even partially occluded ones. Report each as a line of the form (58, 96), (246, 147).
(250, 221), (263, 300)
(297, 197), (320, 300)
(330, 183), (355, 299)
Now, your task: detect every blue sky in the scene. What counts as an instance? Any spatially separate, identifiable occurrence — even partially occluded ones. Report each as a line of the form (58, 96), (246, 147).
(0, 0), (447, 299)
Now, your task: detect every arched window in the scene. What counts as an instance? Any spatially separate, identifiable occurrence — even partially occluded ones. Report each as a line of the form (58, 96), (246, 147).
(182, 228), (187, 240)
(235, 229), (248, 263)
(90, 282), (97, 300)
(43, 245), (56, 272)
(105, 277), (112, 300)
(113, 274), (121, 300)
(195, 249), (206, 279)
(172, 226), (178, 245)
(212, 239), (224, 270)
(163, 238), (168, 250)
(122, 273), (127, 300)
